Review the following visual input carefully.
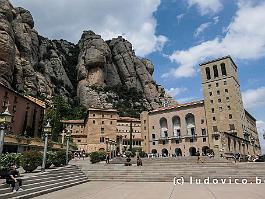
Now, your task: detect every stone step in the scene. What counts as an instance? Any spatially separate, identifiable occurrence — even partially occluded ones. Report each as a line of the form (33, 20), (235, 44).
(0, 165), (89, 199)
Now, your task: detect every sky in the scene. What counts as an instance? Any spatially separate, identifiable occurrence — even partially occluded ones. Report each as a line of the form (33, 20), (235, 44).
(11, 0), (265, 153)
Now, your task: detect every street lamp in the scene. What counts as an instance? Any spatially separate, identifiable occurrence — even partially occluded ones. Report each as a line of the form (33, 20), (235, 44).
(65, 128), (71, 165)
(41, 121), (52, 172)
(0, 107), (12, 156)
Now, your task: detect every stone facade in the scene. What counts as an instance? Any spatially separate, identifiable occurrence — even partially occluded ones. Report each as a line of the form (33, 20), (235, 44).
(60, 120), (86, 151)
(141, 56), (261, 157)
(141, 101), (209, 156)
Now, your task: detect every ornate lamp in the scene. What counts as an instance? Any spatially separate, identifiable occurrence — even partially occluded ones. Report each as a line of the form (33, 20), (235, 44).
(0, 106), (12, 155)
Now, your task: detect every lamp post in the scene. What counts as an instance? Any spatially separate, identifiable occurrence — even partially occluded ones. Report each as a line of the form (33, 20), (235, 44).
(65, 128), (71, 165)
(41, 121), (52, 172)
(0, 107), (12, 156)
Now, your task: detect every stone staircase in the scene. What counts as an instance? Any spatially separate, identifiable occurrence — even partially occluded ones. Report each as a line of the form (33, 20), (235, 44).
(0, 165), (89, 199)
(79, 157), (265, 182)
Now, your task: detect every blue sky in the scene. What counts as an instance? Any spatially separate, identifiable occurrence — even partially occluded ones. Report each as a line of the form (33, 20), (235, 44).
(11, 0), (265, 152)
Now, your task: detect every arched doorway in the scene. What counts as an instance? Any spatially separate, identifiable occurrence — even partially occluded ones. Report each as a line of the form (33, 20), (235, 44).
(151, 149), (157, 154)
(202, 146), (209, 156)
(189, 147), (196, 156)
(162, 148), (168, 157)
(175, 148), (182, 156)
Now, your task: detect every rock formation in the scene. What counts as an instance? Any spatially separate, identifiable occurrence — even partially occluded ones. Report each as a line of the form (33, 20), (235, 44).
(0, 0), (167, 115)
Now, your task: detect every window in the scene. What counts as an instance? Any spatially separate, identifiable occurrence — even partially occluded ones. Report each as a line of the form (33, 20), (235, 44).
(152, 134), (155, 139)
(217, 90), (220, 95)
(111, 115), (113, 118)
(102, 114), (104, 118)
(102, 121), (104, 124)
(211, 108), (214, 113)
(152, 126), (154, 129)
(202, 128), (206, 136)
(213, 117), (216, 121)
(229, 114), (233, 119)
(227, 105), (231, 110)
(93, 114), (95, 117)
(93, 120), (95, 124)
(175, 140), (179, 144)
(190, 138), (194, 143)
(208, 84), (211, 88)
(229, 124), (235, 130)
(218, 99), (221, 103)
(213, 126), (218, 132)
(144, 127), (146, 130)
(110, 121), (113, 124)
(209, 92), (212, 96)
(213, 65), (219, 78)
(206, 67), (211, 80)
(153, 142), (155, 145)
(144, 136), (146, 139)
(225, 89), (228, 93)
(224, 80), (227, 85)
(78, 139), (81, 142)
(221, 63), (227, 76)
(216, 83), (219, 87)
(100, 137), (105, 143)
(101, 127), (104, 132)
(219, 107), (223, 112)
(226, 97), (230, 102)
(203, 138), (207, 142)
(210, 100), (214, 104)
(201, 119), (204, 124)
(215, 136), (219, 140)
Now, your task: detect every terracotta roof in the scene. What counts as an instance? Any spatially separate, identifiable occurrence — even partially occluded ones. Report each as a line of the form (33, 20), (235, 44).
(88, 108), (117, 112)
(60, 120), (84, 124)
(118, 117), (140, 122)
(150, 100), (204, 113)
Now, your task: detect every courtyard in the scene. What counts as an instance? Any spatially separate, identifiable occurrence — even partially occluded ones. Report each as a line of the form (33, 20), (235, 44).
(34, 181), (265, 199)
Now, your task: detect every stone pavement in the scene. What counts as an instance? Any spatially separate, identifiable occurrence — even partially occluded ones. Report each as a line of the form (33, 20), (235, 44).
(34, 181), (265, 199)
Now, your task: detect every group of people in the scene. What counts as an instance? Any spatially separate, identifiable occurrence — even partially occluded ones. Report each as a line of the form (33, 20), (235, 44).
(74, 150), (86, 160)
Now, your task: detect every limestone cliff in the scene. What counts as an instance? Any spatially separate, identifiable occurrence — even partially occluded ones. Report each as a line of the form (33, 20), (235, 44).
(0, 0), (167, 115)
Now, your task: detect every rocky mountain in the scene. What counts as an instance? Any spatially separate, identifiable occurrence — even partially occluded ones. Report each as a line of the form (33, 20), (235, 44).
(0, 0), (167, 116)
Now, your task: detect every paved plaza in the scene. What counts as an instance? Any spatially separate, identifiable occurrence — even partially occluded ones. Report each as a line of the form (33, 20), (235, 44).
(34, 181), (265, 199)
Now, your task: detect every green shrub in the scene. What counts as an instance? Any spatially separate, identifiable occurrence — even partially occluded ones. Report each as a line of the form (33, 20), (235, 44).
(21, 150), (42, 173)
(52, 150), (72, 167)
(125, 151), (132, 158)
(46, 151), (56, 169)
(90, 151), (107, 164)
(0, 153), (22, 174)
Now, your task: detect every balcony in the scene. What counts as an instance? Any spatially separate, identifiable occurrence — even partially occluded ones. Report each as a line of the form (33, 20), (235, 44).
(183, 134), (196, 139)
(228, 129), (237, 135)
(171, 135), (181, 140)
(243, 131), (250, 136)
(212, 131), (220, 136)
(159, 136), (169, 141)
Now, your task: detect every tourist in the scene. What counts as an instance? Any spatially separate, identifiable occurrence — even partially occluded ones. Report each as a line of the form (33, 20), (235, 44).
(6, 165), (23, 193)
(137, 157), (142, 166)
(196, 150), (203, 163)
(106, 154), (110, 164)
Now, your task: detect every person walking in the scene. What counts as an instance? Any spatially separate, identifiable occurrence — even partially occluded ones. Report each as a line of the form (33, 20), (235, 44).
(106, 154), (110, 164)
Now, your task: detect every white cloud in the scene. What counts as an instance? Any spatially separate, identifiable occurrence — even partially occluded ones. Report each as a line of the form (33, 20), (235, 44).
(165, 87), (187, 98)
(257, 120), (265, 154)
(242, 87), (265, 109)
(163, 1), (265, 78)
(187, 0), (223, 15)
(176, 13), (185, 24)
(194, 22), (212, 37)
(11, 0), (167, 57)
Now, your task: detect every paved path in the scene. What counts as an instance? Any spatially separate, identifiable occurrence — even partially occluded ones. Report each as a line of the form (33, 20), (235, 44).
(34, 181), (265, 199)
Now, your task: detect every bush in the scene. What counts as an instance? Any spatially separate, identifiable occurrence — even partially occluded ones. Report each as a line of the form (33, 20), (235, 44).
(0, 153), (22, 178)
(90, 151), (107, 164)
(21, 151), (42, 173)
(46, 151), (56, 169)
(52, 150), (71, 167)
(125, 151), (132, 158)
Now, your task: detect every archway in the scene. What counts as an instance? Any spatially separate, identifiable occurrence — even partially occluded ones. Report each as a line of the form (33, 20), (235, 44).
(160, 117), (168, 138)
(185, 113), (195, 136)
(151, 149), (157, 154)
(175, 148), (182, 156)
(189, 147), (197, 156)
(202, 146), (209, 156)
(162, 148), (168, 157)
(172, 116), (181, 137)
